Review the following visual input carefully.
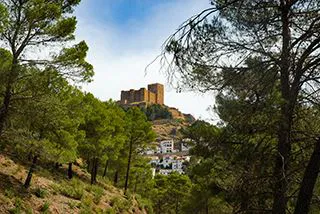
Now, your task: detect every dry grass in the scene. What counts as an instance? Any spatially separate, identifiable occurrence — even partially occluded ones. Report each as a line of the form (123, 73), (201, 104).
(0, 154), (147, 214)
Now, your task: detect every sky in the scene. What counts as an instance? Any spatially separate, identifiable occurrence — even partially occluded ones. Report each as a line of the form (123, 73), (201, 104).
(74, 0), (219, 123)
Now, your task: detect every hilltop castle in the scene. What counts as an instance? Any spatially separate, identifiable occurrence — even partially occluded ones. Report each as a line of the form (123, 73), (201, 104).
(120, 83), (164, 106)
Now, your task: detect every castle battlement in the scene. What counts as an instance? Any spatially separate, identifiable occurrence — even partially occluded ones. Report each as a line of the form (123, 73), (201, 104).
(120, 83), (164, 106)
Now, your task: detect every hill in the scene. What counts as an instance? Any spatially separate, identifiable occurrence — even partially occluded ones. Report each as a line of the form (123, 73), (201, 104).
(0, 154), (147, 214)
(151, 108), (195, 141)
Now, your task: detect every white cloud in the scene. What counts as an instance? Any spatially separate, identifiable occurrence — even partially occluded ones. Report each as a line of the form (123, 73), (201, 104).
(74, 0), (218, 122)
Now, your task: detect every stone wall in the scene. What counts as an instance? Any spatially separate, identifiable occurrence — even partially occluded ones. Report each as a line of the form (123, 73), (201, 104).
(148, 83), (164, 105)
(120, 83), (164, 105)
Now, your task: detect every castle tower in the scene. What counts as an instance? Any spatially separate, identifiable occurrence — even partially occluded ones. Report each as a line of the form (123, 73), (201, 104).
(148, 83), (164, 105)
(120, 83), (164, 106)
(135, 88), (148, 102)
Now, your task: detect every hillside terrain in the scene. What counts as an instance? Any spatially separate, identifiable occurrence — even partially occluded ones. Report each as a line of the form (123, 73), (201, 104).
(0, 154), (147, 214)
(151, 107), (195, 141)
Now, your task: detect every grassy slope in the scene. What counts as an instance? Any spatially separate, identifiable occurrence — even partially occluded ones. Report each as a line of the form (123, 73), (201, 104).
(0, 154), (147, 214)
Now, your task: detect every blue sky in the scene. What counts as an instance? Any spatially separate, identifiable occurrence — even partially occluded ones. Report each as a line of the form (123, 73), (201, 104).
(74, 0), (218, 122)
(93, 0), (171, 25)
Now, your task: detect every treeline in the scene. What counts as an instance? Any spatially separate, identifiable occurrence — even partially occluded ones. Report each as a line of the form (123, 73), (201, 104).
(159, 0), (320, 213)
(140, 104), (173, 121)
(0, 0), (158, 208)
(0, 66), (157, 194)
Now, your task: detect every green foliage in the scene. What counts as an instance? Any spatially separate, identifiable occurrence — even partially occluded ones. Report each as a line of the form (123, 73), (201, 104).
(90, 185), (104, 204)
(10, 81), (85, 170)
(125, 107), (156, 151)
(34, 187), (47, 198)
(151, 173), (192, 214)
(54, 179), (85, 200)
(40, 201), (50, 213)
(9, 197), (23, 214)
(141, 104), (172, 121)
(136, 194), (154, 214)
(25, 206), (33, 214)
(79, 96), (126, 161)
(53, 41), (94, 82)
(5, 188), (15, 199)
(161, 0), (320, 213)
(123, 107), (156, 192)
(79, 95), (126, 184)
(104, 208), (116, 214)
(68, 201), (79, 209)
(0, 0), (93, 142)
(109, 196), (132, 213)
(79, 194), (93, 214)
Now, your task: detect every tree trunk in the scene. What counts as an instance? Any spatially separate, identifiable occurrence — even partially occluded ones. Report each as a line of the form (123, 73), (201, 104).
(124, 140), (133, 195)
(0, 59), (19, 136)
(90, 158), (99, 185)
(134, 175), (138, 193)
(272, 130), (291, 214)
(175, 199), (179, 214)
(24, 155), (38, 188)
(0, 86), (12, 135)
(114, 170), (119, 185)
(27, 152), (32, 161)
(87, 159), (91, 172)
(55, 162), (60, 169)
(68, 162), (73, 179)
(294, 138), (320, 214)
(103, 159), (109, 178)
(90, 158), (98, 185)
(205, 198), (209, 214)
(90, 158), (95, 185)
(94, 158), (98, 182)
(272, 3), (293, 214)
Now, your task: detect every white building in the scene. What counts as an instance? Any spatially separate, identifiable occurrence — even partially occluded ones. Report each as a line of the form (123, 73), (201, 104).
(172, 160), (183, 170)
(159, 140), (174, 154)
(158, 169), (172, 175)
(160, 155), (174, 168)
(149, 156), (160, 166)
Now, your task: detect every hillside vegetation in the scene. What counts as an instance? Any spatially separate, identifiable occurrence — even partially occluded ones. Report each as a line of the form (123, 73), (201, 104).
(0, 153), (147, 214)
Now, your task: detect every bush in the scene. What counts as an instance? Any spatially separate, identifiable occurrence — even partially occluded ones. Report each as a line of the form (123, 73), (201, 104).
(79, 194), (93, 214)
(40, 201), (50, 213)
(91, 185), (104, 204)
(141, 104), (172, 121)
(9, 197), (23, 214)
(25, 206), (33, 214)
(104, 208), (116, 214)
(99, 177), (114, 191)
(54, 178), (84, 200)
(68, 200), (79, 209)
(34, 187), (47, 198)
(5, 188), (15, 199)
(109, 196), (131, 213)
(136, 194), (154, 214)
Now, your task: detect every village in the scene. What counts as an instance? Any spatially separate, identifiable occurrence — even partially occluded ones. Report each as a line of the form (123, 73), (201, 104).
(144, 139), (191, 176)
(119, 83), (193, 176)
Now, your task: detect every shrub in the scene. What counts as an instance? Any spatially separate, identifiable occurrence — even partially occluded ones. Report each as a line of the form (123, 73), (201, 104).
(5, 188), (15, 199)
(40, 201), (50, 213)
(109, 196), (131, 213)
(99, 177), (115, 192)
(9, 197), (23, 214)
(55, 179), (84, 200)
(141, 104), (173, 121)
(79, 194), (93, 214)
(34, 187), (47, 198)
(25, 206), (33, 214)
(136, 195), (154, 214)
(91, 185), (104, 204)
(68, 200), (79, 209)
(104, 208), (116, 214)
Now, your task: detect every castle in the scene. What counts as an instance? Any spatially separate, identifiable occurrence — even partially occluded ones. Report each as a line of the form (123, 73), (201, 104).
(120, 83), (164, 106)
